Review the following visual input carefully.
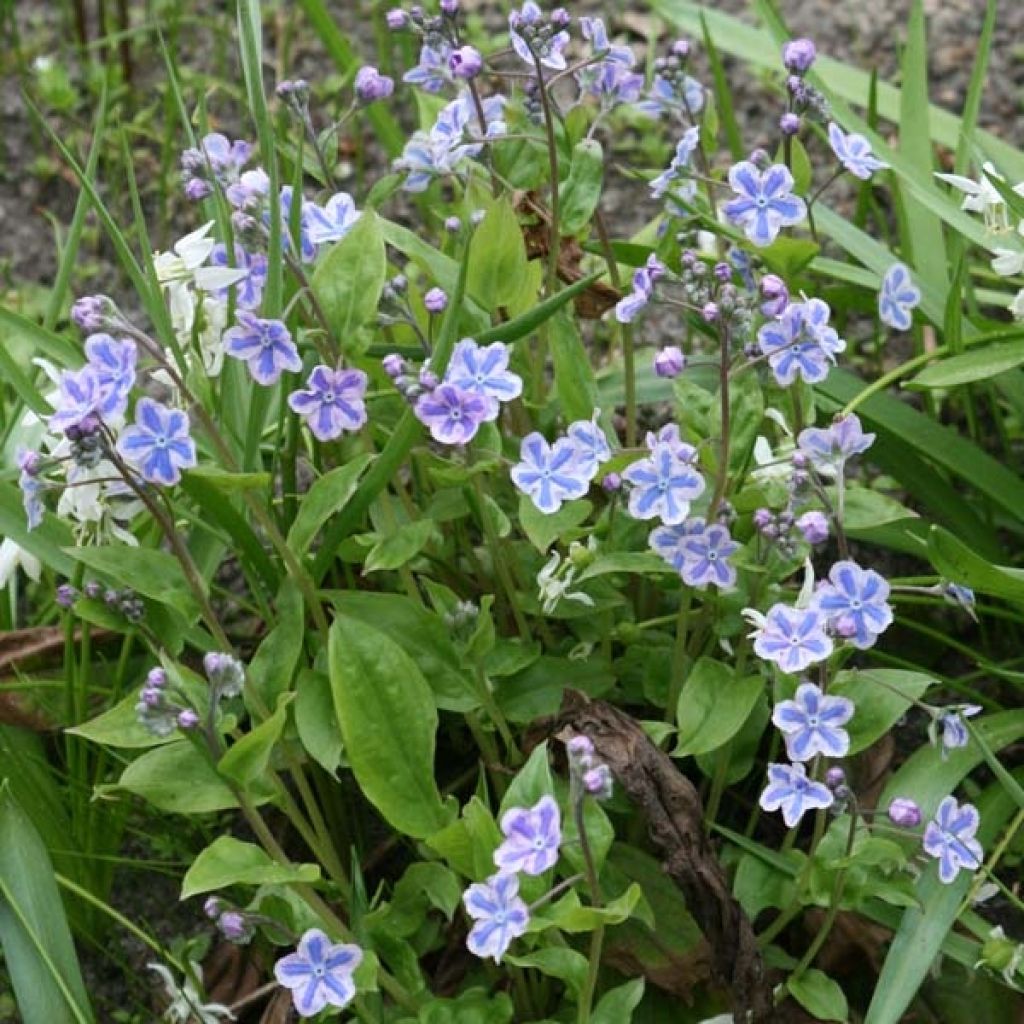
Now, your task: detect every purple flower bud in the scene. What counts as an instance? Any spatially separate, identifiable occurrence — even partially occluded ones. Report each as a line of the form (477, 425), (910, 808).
(276, 78), (310, 102)
(65, 413), (102, 442)
(583, 764), (613, 799)
(797, 509), (829, 545)
(671, 39), (691, 58)
(653, 346), (686, 379)
(385, 8), (407, 29)
(780, 112), (801, 137)
(147, 667), (167, 688)
(217, 911), (251, 943)
(449, 44), (483, 79)
(141, 687), (162, 708)
(786, 74), (804, 96)
(104, 588), (120, 607)
(713, 262), (732, 283)
(702, 301), (719, 323)
(567, 735), (594, 760)
(439, 0), (459, 14)
(749, 147), (770, 168)
(824, 766), (846, 789)
(354, 65), (395, 104)
(177, 709), (200, 730)
(550, 8), (570, 28)
(203, 896), (222, 919)
(753, 507), (773, 530)
(888, 797), (922, 828)
(601, 472), (622, 493)
(71, 294), (114, 331)
(390, 273), (408, 294)
(180, 148), (205, 175)
(382, 353), (405, 379)
(424, 287), (448, 313)
(419, 367), (439, 391)
(760, 273), (789, 317)
(791, 451), (808, 470)
(184, 177), (213, 201)
(83, 580), (102, 599)
(56, 584), (78, 609)
(783, 38), (817, 74)
(444, 215), (462, 233)
(17, 449), (41, 476)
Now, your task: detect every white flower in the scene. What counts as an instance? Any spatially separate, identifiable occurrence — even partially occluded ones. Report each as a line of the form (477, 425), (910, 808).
(1012, 289), (1024, 321)
(935, 162), (1024, 234)
(148, 962), (234, 1024)
(536, 551), (595, 614)
(991, 248), (1024, 277)
(0, 539), (41, 590)
(750, 435), (795, 484)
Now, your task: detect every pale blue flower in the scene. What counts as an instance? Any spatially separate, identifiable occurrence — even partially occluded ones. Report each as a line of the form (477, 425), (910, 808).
(511, 432), (590, 514)
(923, 796), (983, 884)
(623, 440), (705, 525)
(723, 162), (806, 247)
(878, 262), (921, 331)
(274, 929), (362, 1018)
(415, 384), (490, 445)
(649, 518), (704, 571)
(509, 2), (570, 70)
(304, 192), (361, 246)
(288, 366), (368, 442)
(566, 411), (613, 478)
(938, 705), (982, 756)
(815, 560), (893, 649)
(577, 17), (643, 104)
(463, 873), (530, 962)
(751, 603), (833, 674)
(676, 518), (740, 589)
(757, 298), (845, 386)
(650, 126), (701, 210)
(637, 74), (704, 118)
(210, 243), (267, 309)
(614, 255), (665, 323)
(494, 795), (562, 875)
(827, 122), (888, 180)
(403, 42), (453, 93)
(116, 398), (197, 486)
(84, 334), (136, 419)
(49, 365), (103, 434)
(797, 413), (875, 478)
(759, 761), (834, 827)
(772, 681), (855, 761)
(223, 312), (302, 386)
(197, 132), (253, 182)
(444, 339), (523, 417)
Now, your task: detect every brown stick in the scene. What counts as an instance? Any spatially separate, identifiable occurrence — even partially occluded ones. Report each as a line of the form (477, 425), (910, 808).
(555, 689), (776, 1022)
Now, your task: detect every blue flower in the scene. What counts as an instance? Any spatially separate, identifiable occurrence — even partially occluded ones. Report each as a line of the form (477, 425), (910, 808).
(48, 365), (103, 434)
(494, 795), (562, 875)
(304, 192), (361, 247)
(273, 928), (362, 1018)
(462, 873), (530, 962)
(750, 603), (833, 674)
(511, 432), (590, 514)
(676, 519), (740, 589)
(415, 384), (490, 445)
(444, 339), (523, 417)
(878, 262), (921, 331)
(509, 2), (570, 71)
(197, 132), (253, 183)
(18, 451), (44, 531)
(757, 298), (845, 386)
(116, 398), (197, 486)
(577, 18), (643, 105)
(566, 411), (613, 478)
(223, 312), (302, 386)
(649, 518), (704, 571)
(723, 162), (806, 247)
(650, 127), (701, 211)
(759, 762), (834, 827)
(210, 244), (268, 309)
(922, 796), (983, 884)
(937, 704), (982, 757)
(772, 681), (855, 761)
(797, 413), (875, 478)
(827, 122), (888, 180)
(288, 366), (368, 442)
(403, 42), (453, 93)
(623, 438), (705, 525)
(815, 560), (893, 649)
(84, 334), (136, 419)
(615, 255), (666, 323)
(637, 73), (704, 119)
(942, 582), (977, 620)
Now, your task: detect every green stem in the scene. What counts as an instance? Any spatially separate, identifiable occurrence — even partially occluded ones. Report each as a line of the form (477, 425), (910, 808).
(664, 590), (692, 723)
(708, 325), (732, 516)
(574, 787), (604, 1024)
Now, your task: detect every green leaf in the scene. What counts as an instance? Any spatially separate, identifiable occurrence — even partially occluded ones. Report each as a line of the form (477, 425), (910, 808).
(927, 525), (1024, 606)
(363, 519), (435, 573)
(532, 883), (643, 933)
(550, 310), (600, 423)
(0, 783), (94, 1024)
(674, 659), (764, 757)
(247, 579), (305, 710)
(477, 272), (602, 345)
(910, 339), (1024, 389)
(758, 236), (820, 278)
(218, 694), (292, 787)
(287, 454), (374, 558)
(184, 466), (271, 491)
(506, 949), (589, 1000)
(311, 210), (387, 348)
(500, 742), (554, 816)
(328, 616), (450, 838)
(466, 200), (529, 310)
(558, 139), (604, 235)
(592, 979), (645, 1024)
(294, 669), (344, 775)
(67, 690), (179, 749)
(831, 669), (936, 756)
(787, 969), (848, 1022)
(113, 741), (242, 814)
(519, 496), (592, 553)
(181, 837), (319, 899)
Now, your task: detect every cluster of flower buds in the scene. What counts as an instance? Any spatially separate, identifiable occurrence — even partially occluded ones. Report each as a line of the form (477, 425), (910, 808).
(84, 581), (146, 622)
(649, 40), (704, 116)
(179, 134), (253, 202)
(677, 249), (757, 344)
(70, 293), (123, 333)
(386, 2), (460, 45)
(204, 651), (246, 702)
(382, 352), (434, 406)
(782, 39), (828, 123)
(443, 599), (480, 639)
(509, 5), (571, 67)
(67, 416), (106, 470)
(753, 506), (798, 558)
(203, 897), (256, 945)
(823, 764), (851, 812)
(275, 78), (311, 116)
(565, 734), (613, 801)
(136, 667), (199, 738)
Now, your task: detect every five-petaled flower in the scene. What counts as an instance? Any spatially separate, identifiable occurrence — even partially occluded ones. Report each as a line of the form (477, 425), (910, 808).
(511, 433), (591, 514)
(84, 334), (137, 420)
(210, 243), (268, 310)
(494, 795), (563, 875)
(878, 262), (921, 331)
(759, 761), (834, 827)
(49, 365), (104, 434)
(772, 681), (855, 761)
(463, 873), (530, 962)
(749, 602), (833, 674)
(827, 122), (888, 180)
(652, 517), (740, 589)
(796, 413), (875, 478)
(723, 162), (806, 247)
(223, 312), (302, 386)
(288, 366), (368, 442)
(444, 339), (523, 417)
(757, 297), (845, 386)
(815, 560), (893, 649)
(923, 796), (984, 884)
(273, 928), (362, 1018)
(304, 191), (361, 246)
(623, 439), (705, 525)
(566, 411), (613, 479)
(415, 384), (490, 445)
(117, 398), (197, 486)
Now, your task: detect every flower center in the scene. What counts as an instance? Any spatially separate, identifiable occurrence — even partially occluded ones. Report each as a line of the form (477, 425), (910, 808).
(533, 836), (545, 850)
(849, 598), (862, 610)
(658, 480), (668, 492)
(707, 550), (717, 561)
(154, 435), (167, 449)
(807, 715), (819, 728)
(313, 965), (326, 978)
(789, 635), (800, 645)
(450, 408), (461, 420)
(323, 391), (335, 403)
(493, 910), (507, 924)
(755, 195), (769, 208)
